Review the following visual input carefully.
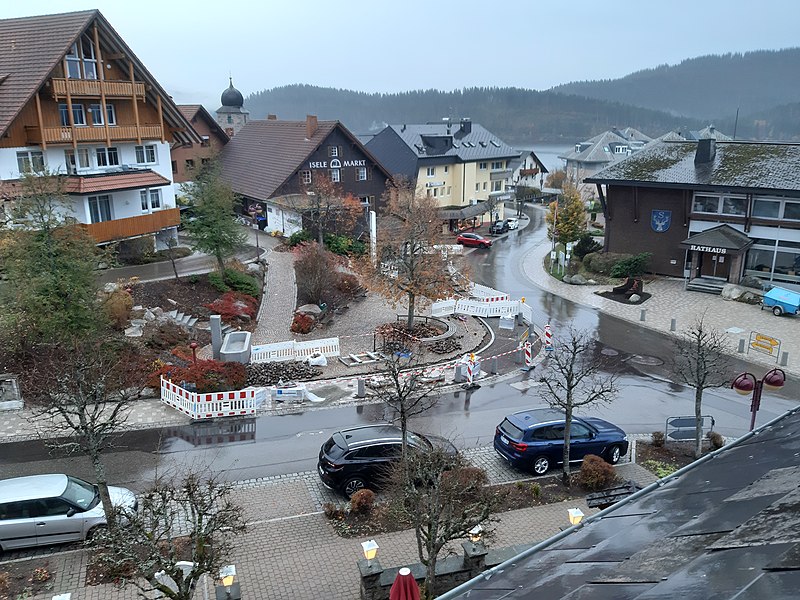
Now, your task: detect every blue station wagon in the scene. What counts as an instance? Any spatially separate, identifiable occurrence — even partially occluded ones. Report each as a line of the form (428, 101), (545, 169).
(494, 408), (629, 475)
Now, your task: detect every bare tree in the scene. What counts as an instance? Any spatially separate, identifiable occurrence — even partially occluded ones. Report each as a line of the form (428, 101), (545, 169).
(394, 449), (499, 599)
(368, 345), (441, 461)
(290, 172), (362, 244)
(164, 236), (182, 282)
(538, 327), (618, 485)
(362, 179), (463, 329)
(480, 194), (503, 225)
(671, 316), (731, 457)
(91, 470), (246, 600)
(24, 340), (147, 528)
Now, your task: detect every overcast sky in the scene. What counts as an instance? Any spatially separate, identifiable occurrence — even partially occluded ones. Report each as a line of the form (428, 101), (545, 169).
(3, 0), (799, 109)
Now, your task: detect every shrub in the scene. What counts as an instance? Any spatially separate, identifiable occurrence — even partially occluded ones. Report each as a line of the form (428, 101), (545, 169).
(577, 454), (618, 491)
(288, 230), (312, 247)
(610, 252), (652, 278)
(651, 431), (665, 447)
(336, 273), (361, 295)
(145, 323), (190, 351)
(642, 459), (678, 479)
(294, 242), (339, 306)
(707, 431), (725, 450)
(349, 489), (376, 514)
(573, 233), (603, 260)
(207, 271), (230, 293)
(530, 482), (541, 498)
(324, 233), (352, 255)
(224, 269), (261, 297)
(151, 359), (246, 393)
(290, 312), (314, 334)
(444, 466), (488, 488)
(323, 502), (342, 519)
(583, 251), (631, 274)
(103, 289), (133, 330)
(204, 291), (258, 321)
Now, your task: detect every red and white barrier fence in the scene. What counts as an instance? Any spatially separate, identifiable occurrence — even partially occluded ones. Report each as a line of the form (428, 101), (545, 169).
(160, 378), (266, 420)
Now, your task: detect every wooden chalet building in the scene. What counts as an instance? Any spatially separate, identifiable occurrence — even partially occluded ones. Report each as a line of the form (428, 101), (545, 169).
(0, 10), (198, 249)
(586, 138), (800, 292)
(218, 115), (391, 236)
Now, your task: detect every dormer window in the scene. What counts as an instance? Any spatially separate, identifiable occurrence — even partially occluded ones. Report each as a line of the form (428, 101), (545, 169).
(65, 35), (97, 80)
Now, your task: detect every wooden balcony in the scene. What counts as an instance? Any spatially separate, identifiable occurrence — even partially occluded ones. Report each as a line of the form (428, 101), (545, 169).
(50, 78), (146, 100)
(519, 168), (540, 177)
(80, 207), (180, 244)
(26, 124), (163, 145)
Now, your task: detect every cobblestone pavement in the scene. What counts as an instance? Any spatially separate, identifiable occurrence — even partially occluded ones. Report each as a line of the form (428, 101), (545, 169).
(521, 211), (800, 377)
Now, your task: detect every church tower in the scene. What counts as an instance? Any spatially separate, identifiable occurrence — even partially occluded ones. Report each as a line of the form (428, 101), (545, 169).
(216, 77), (249, 137)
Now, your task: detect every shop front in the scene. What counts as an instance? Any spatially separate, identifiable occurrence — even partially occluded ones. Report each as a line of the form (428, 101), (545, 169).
(680, 224), (753, 286)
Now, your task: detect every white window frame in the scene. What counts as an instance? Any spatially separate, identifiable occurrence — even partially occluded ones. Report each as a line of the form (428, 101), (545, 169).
(491, 161), (503, 170)
(60, 103), (86, 127)
(426, 167), (436, 177)
(479, 162), (488, 170)
(135, 144), (157, 164)
(64, 148), (90, 173)
(329, 146), (339, 157)
(140, 189), (162, 212)
(492, 180), (503, 192)
(330, 168), (340, 183)
(300, 170), (312, 184)
(356, 167), (368, 181)
(88, 194), (112, 223)
(16, 151), (45, 174)
(96, 147), (120, 167)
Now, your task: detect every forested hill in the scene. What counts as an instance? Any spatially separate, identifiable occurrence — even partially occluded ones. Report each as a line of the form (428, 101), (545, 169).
(245, 86), (704, 145)
(550, 48), (800, 121)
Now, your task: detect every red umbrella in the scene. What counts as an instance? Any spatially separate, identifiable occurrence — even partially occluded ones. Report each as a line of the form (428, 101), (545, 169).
(390, 567), (420, 600)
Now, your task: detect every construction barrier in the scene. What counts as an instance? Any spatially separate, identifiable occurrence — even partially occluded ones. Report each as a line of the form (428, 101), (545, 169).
(519, 302), (534, 326)
(431, 299), (457, 317)
(470, 283), (510, 303)
(544, 324), (553, 351)
(251, 337), (340, 363)
(160, 378), (265, 420)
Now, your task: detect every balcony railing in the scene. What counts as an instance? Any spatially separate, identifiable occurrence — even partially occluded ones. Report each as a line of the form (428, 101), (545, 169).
(519, 168), (539, 177)
(26, 124), (163, 145)
(79, 207), (180, 244)
(490, 169), (513, 181)
(50, 78), (146, 100)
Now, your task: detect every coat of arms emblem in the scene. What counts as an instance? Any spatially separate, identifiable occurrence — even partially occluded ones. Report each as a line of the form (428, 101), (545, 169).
(651, 210), (672, 232)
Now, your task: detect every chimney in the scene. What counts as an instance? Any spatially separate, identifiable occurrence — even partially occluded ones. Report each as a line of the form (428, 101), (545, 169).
(267, 114), (277, 120)
(306, 115), (318, 139)
(695, 138), (716, 165)
(460, 118), (472, 134)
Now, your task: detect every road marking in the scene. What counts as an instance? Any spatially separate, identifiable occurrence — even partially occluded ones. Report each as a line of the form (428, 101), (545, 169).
(246, 511), (324, 527)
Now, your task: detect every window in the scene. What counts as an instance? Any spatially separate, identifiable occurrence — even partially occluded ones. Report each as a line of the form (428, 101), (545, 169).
(300, 170), (312, 184)
(328, 146), (339, 157)
(571, 423), (592, 439)
(65, 36), (97, 80)
(140, 189), (161, 211)
(16, 151), (45, 174)
(447, 186), (451, 196)
(185, 159), (195, 171)
(171, 160), (177, 174)
(721, 197), (747, 216)
(227, 115), (233, 124)
(491, 161), (504, 170)
(475, 183), (480, 192)
(330, 168), (340, 183)
(64, 149), (89, 174)
(201, 136), (210, 148)
(753, 199), (780, 218)
(87, 103), (115, 126)
(356, 167), (368, 181)
(426, 167), (436, 177)
(59, 103), (86, 126)
(784, 202), (800, 221)
(492, 180), (502, 192)
(483, 182), (487, 190)
(201, 158), (210, 166)
(444, 165), (449, 173)
(433, 188), (438, 197)
(96, 147), (119, 167)
(135, 144), (157, 164)
(479, 162), (487, 170)
(692, 195), (720, 214)
(88, 194), (112, 223)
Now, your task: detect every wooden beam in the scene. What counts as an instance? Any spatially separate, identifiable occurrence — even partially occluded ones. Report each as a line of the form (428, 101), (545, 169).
(93, 25), (111, 148)
(62, 56), (77, 150)
(633, 187), (639, 223)
(34, 92), (46, 150)
(157, 95), (164, 144)
(129, 61), (141, 145)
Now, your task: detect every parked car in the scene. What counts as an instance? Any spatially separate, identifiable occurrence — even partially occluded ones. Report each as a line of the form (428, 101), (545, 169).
(0, 474), (137, 551)
(505, 217), (520, 230)
(317, 424), (457, 498)
(489, 220), (509, 235)
(493, 408), (628, 475)
(456, 232), (492, 248)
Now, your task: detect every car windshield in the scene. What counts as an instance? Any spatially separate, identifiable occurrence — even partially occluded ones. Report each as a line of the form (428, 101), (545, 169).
(407, 431), (432, 450)
(61, 476), (99, 510)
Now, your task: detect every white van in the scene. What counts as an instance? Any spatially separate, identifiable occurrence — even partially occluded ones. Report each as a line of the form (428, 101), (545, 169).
(0, 474), (136, 551)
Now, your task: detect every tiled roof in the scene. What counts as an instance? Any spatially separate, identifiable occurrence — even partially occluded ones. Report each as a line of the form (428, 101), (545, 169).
(64, 170), (171, 194)
(177, 105), (203, 122)
(382, 122), (518, 162)
(0, 10), (199, 144)
(586, 140), (800, 192)
(680, 224), (753, 251)
(559, 130), (632, 163)
(176, 104), (229, 143)
(0, 10), (95, 137)
(217, 119), (338, 200)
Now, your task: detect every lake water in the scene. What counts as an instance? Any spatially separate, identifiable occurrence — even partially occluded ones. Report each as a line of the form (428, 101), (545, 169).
(519, 143), (571, 175)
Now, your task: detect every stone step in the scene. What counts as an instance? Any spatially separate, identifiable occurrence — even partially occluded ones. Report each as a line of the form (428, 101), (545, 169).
(167, 309), (178, 319)
(176, 311), (185, 322)
(186, 317), (199, 328)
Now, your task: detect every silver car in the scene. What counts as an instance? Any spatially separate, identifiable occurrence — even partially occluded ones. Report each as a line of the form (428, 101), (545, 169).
(0, 474), (136, 551)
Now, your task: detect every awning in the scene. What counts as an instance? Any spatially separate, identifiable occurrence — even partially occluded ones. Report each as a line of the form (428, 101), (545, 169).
(439, 203), (487, 220)
(680, 224), (753, 254)
(64, 170), (172, 194)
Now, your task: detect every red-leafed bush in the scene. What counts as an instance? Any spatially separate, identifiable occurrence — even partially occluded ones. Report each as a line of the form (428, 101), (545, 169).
(204, 292), (258, 321)
(149, 359), (246, 393)
(290, 312), (314, 334)
(577, 454), (618, 491)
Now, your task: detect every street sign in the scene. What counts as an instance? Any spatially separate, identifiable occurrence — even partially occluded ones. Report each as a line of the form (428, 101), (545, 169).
(748, 331), (781, 360)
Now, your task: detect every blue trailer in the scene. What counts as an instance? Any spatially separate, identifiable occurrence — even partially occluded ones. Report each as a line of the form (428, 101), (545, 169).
(762, 286), (800, 316)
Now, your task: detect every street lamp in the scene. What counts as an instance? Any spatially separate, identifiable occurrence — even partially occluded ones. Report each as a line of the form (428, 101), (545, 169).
(361, 539), (379, 566)
(189, 341), (198, 364)
(568, 508), (584, 526)
(732, 368), (785, 431)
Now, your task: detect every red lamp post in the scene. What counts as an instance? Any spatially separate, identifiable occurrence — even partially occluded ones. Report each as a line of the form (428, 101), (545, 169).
(732, 368), (786, 431)
(189, 341), (198, 364)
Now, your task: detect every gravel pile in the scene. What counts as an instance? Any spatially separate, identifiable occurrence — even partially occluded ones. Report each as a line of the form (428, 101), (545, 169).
(246, 361), (322, 386)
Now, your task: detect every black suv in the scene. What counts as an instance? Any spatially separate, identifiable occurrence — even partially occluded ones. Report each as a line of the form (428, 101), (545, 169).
(489, 220), (509, 235)
(317, 424), (456, 498)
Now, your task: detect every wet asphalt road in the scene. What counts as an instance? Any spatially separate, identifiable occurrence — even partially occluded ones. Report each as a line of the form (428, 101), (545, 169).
(2, 206), (798, 491)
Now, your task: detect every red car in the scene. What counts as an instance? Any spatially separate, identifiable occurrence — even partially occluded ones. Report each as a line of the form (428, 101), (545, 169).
(457, 232), (492, 249)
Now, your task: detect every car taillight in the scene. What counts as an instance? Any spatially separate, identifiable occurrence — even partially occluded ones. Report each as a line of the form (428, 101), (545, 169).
(325, 460), (343, 472)
(510, 441), (528, 452)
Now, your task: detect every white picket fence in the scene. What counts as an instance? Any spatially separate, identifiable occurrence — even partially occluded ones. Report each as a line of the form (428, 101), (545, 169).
(161, 378), (266, 420)
(251, 337), (341, 363)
